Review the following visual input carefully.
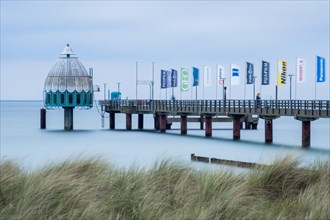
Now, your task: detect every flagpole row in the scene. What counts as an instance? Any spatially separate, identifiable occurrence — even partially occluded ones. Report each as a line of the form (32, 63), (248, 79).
(155, 55), (325, 101)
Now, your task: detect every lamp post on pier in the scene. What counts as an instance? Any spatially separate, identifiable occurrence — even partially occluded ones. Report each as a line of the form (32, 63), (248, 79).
(221, 78), (226, 101)
(117, 82), (121, 92)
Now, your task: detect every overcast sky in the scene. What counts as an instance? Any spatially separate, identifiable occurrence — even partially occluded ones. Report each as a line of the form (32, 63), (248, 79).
(1, 1), (329, 101)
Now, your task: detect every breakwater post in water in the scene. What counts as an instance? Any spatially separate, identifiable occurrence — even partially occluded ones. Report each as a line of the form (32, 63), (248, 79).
(40, 108), (46, 129)
(191, 153), (268, 169)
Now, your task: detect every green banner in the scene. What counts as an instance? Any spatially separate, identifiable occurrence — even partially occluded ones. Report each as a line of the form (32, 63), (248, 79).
(180, 68), (189, 92)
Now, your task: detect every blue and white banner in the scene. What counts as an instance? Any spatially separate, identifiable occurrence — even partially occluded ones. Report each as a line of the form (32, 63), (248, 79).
(193, 67), (199, 86)
(217, 65), (225, 85)
(171, 69), (178, 87)
(231, 64), (240, 85)
(161, 70), (167, 89)
(261, 61), (270, 85)
(246, 62), (254, 84)
(316, 56), (326, 83)
(166, 70), (172, 88)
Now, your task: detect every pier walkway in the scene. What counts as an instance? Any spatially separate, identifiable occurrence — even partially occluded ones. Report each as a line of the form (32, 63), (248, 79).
(99, 99), (330, 147)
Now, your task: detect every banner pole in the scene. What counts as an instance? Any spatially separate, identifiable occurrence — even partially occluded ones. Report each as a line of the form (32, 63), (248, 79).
(152, 61), (154, 100)
(136, 61), (138, 100)
(216, 66), (218, 100)
(315, 56), (317, 100)
(295, 58), (297, 100)
(244, 62), (247, 100)
(229, 64), (231, 99)
(202, 66), (204, 100)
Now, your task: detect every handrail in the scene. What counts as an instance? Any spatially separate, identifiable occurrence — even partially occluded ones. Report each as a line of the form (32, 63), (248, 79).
(99, 99), (330, 118)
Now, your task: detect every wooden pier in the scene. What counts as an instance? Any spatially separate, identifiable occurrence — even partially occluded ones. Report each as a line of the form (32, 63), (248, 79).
(99, 99), (330, 147)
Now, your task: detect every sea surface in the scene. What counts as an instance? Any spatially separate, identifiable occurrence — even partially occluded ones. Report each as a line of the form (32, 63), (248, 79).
(1, 100), (329, 171)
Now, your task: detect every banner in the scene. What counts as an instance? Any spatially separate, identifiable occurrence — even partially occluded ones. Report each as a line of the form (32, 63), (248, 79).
(161, 70), (167, 89)
(192, 67), (199, 86)
(296, 58), (305, 83)
(204, 66), (211, 87)
(316, 56), (326, 82)
(171, 69), (178, 87)
(217, 65), (225, 85)
(231, 64), (240, 85)
(166, 70), (172, 88)
(180, 68), (189, 92)
(277, 59), (287, 86)
(261, 61), (270, 85)
(246, 62), (254, 84)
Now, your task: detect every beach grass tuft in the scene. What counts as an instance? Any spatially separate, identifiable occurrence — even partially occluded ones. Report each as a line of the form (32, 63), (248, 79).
(0, 156), (329, 219)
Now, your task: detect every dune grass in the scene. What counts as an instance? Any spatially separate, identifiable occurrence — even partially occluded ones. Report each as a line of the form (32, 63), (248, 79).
(0, 156), (329, 220)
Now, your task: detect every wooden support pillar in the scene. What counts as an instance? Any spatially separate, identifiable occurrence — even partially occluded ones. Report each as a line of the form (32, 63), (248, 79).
(245, 121), (251, 129)
(110, 112), (115, 129)
(64, 107), (73, 131)
(200, 116), (204, 130)
(159, 115), (167, 133)
(154, 115), (160, 130)
(302, 121), (311, 148)
(126, 113), (132, 130)
(40, 108), (46, 129)
(265, 119), (273, 143)
(180, 115), (187, 135)
(138, 114), (144, 130)
(233, 117), (241, 140)
(205, 116), (212, 137)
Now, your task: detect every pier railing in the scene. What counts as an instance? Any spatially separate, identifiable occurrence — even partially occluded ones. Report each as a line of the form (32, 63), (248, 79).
(99, 100), (330, 118)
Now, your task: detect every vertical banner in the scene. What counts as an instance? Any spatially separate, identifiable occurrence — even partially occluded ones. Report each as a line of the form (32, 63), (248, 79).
(230, 64), (240, 85)
(166, 70), (172, 88)
(180, 68), (189, 92)
(204, 66), (211, 87)
(296, 58), (305, 83)
(217, 65), (225, 85)
(171, 69), (178, 87)
(316, 56), (326, 82)
(192, 67), (199, 86)
(277, 59), (287, 86)
(161, 70), (167, 89)
(261, 61), (270, 85)
(246, 62), (254, 84)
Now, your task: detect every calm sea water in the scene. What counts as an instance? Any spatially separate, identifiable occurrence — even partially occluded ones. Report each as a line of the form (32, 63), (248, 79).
(1, 101), (329, 170)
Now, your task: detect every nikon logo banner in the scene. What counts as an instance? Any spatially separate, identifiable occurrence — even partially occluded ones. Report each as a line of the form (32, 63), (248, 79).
(277, 59), (287, 86)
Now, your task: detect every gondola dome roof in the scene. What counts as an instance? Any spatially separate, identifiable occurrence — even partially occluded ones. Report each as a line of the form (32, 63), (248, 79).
(44, 44), (92, 93)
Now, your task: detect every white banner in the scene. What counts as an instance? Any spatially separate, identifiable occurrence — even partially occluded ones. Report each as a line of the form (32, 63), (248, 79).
(231, 64), (240, 85)
(217, 65), (225, 85)
(204, 66), (211, 87)
(296, 58), (305, 83)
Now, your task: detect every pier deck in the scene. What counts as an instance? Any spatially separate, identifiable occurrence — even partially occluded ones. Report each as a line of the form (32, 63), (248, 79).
(98, 99), (330, 147)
